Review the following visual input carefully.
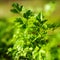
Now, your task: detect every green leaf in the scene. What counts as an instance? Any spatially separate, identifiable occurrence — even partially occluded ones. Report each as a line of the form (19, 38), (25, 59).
(18, 5), (23, 11)
(15, 18), (23, 24)
(22, 24), (26, 29)
(23, 10), (33, 19)
(36, 13), (47, 24)
(12, 3), (19, 8)
(33, 22), (40, 27)
(11, 3), (23, 13)
(41, 20), (47, 24)
(36, 13), (41, 22)
(11, 9), (18, 13)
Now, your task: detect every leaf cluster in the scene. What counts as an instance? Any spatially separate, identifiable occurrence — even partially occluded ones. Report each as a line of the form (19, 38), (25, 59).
(7, 3), (60, 60)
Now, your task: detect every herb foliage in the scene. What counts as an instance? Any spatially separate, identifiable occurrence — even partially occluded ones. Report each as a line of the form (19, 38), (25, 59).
(6, 3), (60, 60)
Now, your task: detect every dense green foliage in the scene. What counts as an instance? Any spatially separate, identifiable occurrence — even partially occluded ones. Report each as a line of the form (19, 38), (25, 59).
(0, 3), (60, 60)
(0, 18), (14, 60)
